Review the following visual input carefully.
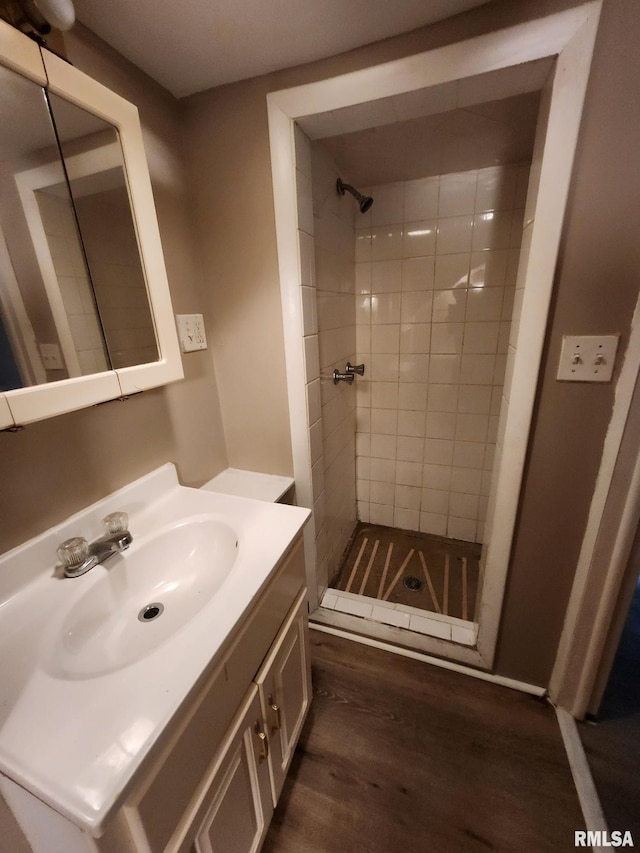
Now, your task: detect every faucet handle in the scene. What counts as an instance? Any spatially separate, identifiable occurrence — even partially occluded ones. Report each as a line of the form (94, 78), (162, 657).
(57, 537), (91, 573)
(346, 362), (365, 376)
(103, 512), (128, 534)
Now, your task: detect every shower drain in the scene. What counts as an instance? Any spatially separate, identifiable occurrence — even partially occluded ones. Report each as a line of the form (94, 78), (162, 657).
(138, 602), (164, 622)
(403, 576), (424, 592)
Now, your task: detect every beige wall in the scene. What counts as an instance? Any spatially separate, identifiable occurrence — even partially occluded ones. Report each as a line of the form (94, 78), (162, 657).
(181, 0), (640, 684)
(0, 25), (228, 553)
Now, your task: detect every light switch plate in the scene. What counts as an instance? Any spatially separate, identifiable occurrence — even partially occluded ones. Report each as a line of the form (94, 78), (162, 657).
(557, 334), (619, 382)
(176, 314), (207, 352)
(39, 343), (64, 370)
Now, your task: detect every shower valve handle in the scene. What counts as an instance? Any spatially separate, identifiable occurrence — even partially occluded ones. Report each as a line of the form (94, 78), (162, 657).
(346, 362), (365, 376)
(333, 369), (355, 385)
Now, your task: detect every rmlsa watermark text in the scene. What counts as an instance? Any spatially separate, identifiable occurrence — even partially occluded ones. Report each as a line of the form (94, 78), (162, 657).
(575, 831), (634, 847)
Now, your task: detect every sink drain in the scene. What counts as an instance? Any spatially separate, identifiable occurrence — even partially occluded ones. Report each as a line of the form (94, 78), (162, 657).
(403, 576), (424, 591)
(138, 602), (164, 622)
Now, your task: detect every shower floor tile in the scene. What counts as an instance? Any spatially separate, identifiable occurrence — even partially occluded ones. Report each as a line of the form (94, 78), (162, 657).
(331, 523), (480, 623)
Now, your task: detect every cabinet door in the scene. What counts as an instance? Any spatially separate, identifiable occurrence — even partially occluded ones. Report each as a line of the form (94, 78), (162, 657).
(255, 591), (311, 804)
(191, 686), (273, 853)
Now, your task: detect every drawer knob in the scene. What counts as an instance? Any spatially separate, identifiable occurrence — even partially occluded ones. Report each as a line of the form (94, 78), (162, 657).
(269, 694), (281, 733)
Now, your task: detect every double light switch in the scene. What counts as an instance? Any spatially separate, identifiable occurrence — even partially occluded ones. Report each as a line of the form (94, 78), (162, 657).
(557, 335), (619, 382)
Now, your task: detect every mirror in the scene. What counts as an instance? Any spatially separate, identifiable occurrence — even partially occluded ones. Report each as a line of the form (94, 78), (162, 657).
(0, 21), (182, 427)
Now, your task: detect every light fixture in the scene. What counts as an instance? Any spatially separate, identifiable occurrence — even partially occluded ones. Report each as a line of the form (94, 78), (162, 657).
(0, 0), (75, 35)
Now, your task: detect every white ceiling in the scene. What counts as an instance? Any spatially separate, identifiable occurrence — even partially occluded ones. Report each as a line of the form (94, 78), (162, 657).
(72, 0), (494, 98)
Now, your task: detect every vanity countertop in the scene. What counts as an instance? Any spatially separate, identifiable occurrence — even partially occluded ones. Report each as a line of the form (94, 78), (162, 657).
(0, 464), (310, 836)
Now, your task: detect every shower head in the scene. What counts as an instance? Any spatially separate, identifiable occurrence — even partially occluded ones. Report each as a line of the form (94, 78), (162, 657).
(337, 178), (374, 214)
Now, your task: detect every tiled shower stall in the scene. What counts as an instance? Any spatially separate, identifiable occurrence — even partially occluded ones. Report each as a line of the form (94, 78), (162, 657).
(295, 124), (530, 601)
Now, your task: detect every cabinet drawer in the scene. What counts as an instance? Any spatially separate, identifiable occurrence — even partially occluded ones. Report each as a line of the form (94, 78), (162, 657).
(126, 535), (305, 852)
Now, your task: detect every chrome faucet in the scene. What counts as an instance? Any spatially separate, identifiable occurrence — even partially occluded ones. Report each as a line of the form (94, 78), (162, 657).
(57, 512), (133, 578)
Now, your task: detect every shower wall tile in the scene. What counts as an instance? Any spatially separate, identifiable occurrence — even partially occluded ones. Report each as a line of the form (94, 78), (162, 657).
(312, 141), (357, 584)
(355, 162), (528, 543)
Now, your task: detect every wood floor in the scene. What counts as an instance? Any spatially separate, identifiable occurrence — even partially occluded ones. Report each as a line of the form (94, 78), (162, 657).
(263, 630), (584, 853)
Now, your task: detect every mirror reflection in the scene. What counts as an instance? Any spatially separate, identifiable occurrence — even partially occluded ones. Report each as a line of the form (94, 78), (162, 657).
(0, 64), (158, 393)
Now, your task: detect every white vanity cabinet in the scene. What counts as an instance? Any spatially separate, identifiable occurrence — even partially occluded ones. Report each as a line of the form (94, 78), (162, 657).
(101, 535), (311, 853)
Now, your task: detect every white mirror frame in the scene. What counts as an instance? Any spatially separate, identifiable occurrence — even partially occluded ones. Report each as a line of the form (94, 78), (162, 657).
(0, 21), (183, 429)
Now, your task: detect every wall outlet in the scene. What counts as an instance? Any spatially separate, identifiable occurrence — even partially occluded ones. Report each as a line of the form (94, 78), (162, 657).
(39, 343), (64, 370)
(557, 334), (619, 382)
(176, 314), (207, 352)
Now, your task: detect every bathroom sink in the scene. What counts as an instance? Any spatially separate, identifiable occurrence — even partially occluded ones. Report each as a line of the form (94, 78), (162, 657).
(45, 515), (238, 679)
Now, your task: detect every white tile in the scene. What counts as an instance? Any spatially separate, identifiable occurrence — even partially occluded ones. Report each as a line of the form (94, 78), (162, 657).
(462, 322), (500, 355)
(396, 460), (423, 486)
(472, 210), (513, 252)
(371, 293), (402, 324)
(436, 215), (473, 254)
(431, 323), (464, 354)
(399, 353), (429, 383)
(421, 487), (449, 514)
(321, 591), (338, 610)
(371, 605), (411, 629)
(301, 286), (318, 335)
(420, 512), (447, 536)
(371, 381), (399, 409)
(370, 407), (398, 435)
(294, 125), (312, 177)
(402, 220), (437, 258)
(451, 624), (477, 645)
(296, 170), (314, 236)
(453, 441), (485, 470)
(371, 225), (403, 260)
(465, 287), (504, 322)
(298, 230), (315, 287)
(400, 323), (431, 354)
(371, 183), (405, 226)
(401, 257), (435, 291)
(306, 378), (322, 424)
(450, 467), (482, 495)
(459, 354), (495, 385)
(475, 164), (518, 213)
(397, 410), (426, 438)
(438, 171), (477, 217)
(434, 253), (470, 290)
(423, 438), (454, 465)
(371, 324), (400, 354)
(409, 614), (451, 640)
(469, 250), (508, 288)
(432, 288), (467, 323)
(397, 435), (424, 463)
(395, 484), (422, 510)
(370, 353), (399, 382)
(398, 382), (428, 411)
(449, 492), (479, 518)
(457, 385), (491, 414)
(370, 480), (395, 505)
(370, 457), (395, 483)
(356, 262), (371, 295)
(371, 433), (397, 460)
(369, 502), (394, 526)
(447, 516), (477, 542)
(423, 463), (451, 491)
(401, 290), (433, 324)
(371, 260), (402, 293)
(356, 479), (370, 502)
(355, 228), (373, 263)
(335, 596), (373, 619)
(426, 411), (456, 440)
(429, 354), (461, 384)
(404, 177), (439, 221)
(394, 507), (420, 531)
(304, 335), (320, 382)
(456, 413), (489, 443)
(427, 383), (458, 412)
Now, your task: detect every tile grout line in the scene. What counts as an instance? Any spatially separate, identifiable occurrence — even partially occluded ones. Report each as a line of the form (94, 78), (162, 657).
(443, 553), (449, 616)
(461, 556), (468, 622)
